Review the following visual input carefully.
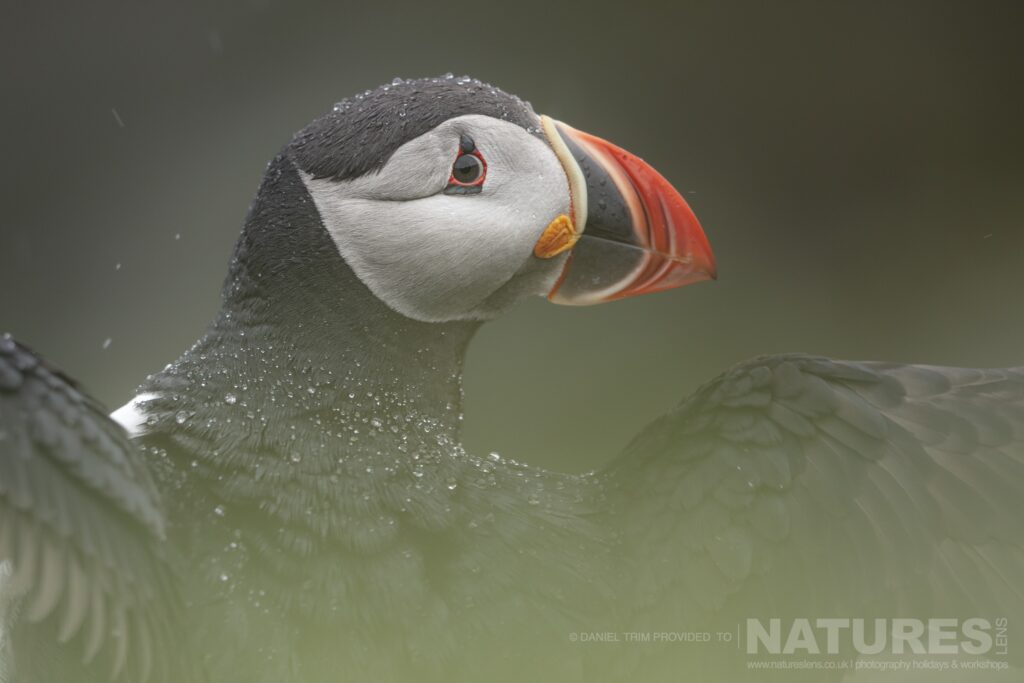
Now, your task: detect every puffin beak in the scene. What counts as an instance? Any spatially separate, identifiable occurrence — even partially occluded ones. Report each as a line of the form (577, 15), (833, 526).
(537, 116), (716, 305)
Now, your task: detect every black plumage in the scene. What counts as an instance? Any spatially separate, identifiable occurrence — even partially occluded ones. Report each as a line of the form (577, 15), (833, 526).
(291, 75), (537, 182)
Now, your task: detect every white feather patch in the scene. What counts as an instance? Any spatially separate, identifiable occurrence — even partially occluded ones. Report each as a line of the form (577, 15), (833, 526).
(110, 392), (161, 438)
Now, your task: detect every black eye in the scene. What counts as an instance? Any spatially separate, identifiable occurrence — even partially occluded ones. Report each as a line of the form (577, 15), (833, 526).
(452, 154), (483, 184)
(445, 135), (487, 195)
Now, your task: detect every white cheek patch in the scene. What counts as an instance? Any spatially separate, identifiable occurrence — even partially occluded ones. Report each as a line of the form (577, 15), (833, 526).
(300, 115), (570, 322)
(340, 132), (451, 201)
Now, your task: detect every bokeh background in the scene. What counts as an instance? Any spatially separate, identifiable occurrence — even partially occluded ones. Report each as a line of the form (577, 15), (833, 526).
(3, 0), (1023, 474)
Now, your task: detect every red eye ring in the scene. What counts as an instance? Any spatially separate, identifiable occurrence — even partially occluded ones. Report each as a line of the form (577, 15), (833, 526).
(447, 149), (487, 188)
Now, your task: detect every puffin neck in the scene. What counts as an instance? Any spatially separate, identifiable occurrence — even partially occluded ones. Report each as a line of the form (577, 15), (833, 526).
(143, 154), (481, 451)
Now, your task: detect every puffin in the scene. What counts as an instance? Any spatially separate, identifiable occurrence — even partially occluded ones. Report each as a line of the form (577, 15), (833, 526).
(0, 75), (1021, 683)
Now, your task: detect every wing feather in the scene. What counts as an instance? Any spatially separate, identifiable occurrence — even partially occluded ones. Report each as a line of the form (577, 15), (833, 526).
(0, 336), (187, 681)
(602, 354), (1024, 677)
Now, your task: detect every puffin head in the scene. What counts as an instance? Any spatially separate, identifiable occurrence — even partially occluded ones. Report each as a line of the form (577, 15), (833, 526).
(277, 75), (715, 324)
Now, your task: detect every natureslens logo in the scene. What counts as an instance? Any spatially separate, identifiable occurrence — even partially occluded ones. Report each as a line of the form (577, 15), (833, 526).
(567, 617), (1011, 673)
(746, 617), (1009, 657)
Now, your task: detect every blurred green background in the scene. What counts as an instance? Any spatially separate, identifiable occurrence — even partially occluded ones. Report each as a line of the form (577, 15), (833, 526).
(2, 0), (1022, 474)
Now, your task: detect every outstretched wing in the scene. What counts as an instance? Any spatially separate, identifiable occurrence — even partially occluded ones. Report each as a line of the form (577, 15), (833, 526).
(0, 335), (184, 682)
(601, 354), (1024, 673)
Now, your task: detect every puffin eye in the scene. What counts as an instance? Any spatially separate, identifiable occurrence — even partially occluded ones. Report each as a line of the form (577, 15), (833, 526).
(444, 135), (487, 195)
(452, 155), (483, 184)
